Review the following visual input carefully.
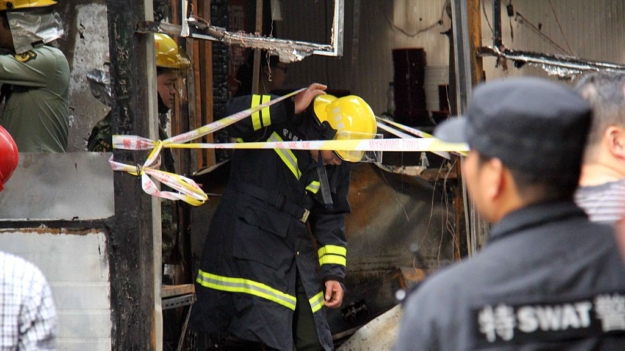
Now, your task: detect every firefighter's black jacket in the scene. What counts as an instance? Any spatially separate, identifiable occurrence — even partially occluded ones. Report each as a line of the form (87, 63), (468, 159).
(190, 93), (350, 351)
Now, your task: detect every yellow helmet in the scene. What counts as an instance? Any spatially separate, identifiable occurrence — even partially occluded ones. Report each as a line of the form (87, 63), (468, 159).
(154, 33), (190, 70)
(313, 94), (377, 162)
(0, 0), (55, 10)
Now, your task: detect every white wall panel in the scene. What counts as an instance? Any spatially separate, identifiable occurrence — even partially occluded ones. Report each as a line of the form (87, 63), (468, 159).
(0, 231), (111, 351)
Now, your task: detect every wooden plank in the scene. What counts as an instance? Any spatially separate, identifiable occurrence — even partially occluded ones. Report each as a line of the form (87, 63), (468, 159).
(192, 0), (204, 169)
(161, 284), (195, 298)
(200, 0), (215, 167)
(468, 0), (484, 85)
(251, 0), (263, 95)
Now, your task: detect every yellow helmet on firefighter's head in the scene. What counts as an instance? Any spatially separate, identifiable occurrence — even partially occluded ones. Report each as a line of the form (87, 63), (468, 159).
(313, 94), (377, 162)
(0, 0), (56, 11)
(154, 33), (190, 71)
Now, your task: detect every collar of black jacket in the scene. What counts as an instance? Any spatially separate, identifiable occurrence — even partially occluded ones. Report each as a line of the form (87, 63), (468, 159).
(487, 200), (588, 244)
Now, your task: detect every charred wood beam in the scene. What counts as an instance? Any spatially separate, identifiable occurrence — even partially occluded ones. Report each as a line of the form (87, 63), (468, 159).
(106, 0), (159, 349)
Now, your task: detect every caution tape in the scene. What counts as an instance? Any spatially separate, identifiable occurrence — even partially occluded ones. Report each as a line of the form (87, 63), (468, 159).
(108, 141), (208, 206)
(109, 89), (304, 205)
(160, 138), (467, 153)
(376, 117), (467, 157)
(375, 118), (451, 160)
(113, 88), (305, 151)
(110, 88), (469, 206)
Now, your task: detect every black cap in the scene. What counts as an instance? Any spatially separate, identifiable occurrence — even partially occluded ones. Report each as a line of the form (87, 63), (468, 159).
(434, 77), (592, 176)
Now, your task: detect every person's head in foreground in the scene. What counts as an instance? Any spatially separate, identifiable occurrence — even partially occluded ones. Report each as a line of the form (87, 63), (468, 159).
(434, 77), (592, 223)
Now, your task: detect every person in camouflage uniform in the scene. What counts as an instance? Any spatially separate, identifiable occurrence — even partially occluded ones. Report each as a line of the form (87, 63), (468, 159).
(0, 0), (69, 152)
(87, 33), (190, 264)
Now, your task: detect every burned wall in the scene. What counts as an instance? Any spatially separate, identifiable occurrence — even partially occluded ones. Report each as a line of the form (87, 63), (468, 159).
(56, 0), (110, 152)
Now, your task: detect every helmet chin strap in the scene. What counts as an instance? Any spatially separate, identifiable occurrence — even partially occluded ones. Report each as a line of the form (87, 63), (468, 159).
(320, 121), (337, 140)
(316, 150), (334, 209)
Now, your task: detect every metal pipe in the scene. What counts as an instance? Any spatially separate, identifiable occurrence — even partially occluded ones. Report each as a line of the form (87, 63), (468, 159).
(492, 0), (502, 49)
(451, 0), (479, 256)
(478, 46), (625, 79)
(450, 0), (473, 114)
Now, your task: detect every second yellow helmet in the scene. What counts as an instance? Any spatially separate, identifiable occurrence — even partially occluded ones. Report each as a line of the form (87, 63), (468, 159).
(154, 33), (190, 70)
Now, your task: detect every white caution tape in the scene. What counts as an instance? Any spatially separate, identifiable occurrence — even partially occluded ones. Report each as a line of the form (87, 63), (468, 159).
(108, 143), (208, 206)
(375, 119), (451, 160)
(163, 138), (468, 152)
(376, 117), (467, 157)
(109, 89), (304, 205)
(109, 88), (469, 205)
(113, 88), (305, 151)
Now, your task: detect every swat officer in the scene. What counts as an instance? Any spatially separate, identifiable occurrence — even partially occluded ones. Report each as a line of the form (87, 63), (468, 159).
(394, 77), (625, 350)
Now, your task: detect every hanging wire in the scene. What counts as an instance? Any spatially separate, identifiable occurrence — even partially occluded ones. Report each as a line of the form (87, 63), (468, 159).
(548, 0), (574, 56)
(439, 159), (458, 264)
(377, 0), (449, 38)
(514, 11), (572, 55)
(482, 0), (494, 34)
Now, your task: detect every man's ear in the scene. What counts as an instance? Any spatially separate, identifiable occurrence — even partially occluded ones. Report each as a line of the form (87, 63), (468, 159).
(606, 126), (625, 159)
(482, 158), (506, 201)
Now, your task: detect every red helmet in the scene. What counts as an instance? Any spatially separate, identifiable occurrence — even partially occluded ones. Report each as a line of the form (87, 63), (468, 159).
(0, 125), (18, 191)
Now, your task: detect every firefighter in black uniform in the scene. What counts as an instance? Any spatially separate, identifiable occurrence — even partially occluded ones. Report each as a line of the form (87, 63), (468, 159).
(190, 83), (378, 351)
(394, 77), (625, 351)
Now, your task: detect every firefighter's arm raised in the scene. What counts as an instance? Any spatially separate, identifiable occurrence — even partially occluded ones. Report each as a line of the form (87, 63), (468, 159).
(294, 83), (327, 114)
(225, 82), (326, 139)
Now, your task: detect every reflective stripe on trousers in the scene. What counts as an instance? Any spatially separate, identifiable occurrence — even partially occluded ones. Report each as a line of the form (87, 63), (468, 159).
(196, 269), (325, 313)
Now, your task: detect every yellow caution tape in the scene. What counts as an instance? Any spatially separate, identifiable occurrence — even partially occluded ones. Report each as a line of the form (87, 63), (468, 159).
(113, 88), (305, 151)
(109, 88), (304, 206)
(375, 118), (451, 160)
(109, 88), (469, 206)
(109, 155), (208, 206)
(162, 138), (468, 152)
(376, 117), (468, 156)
